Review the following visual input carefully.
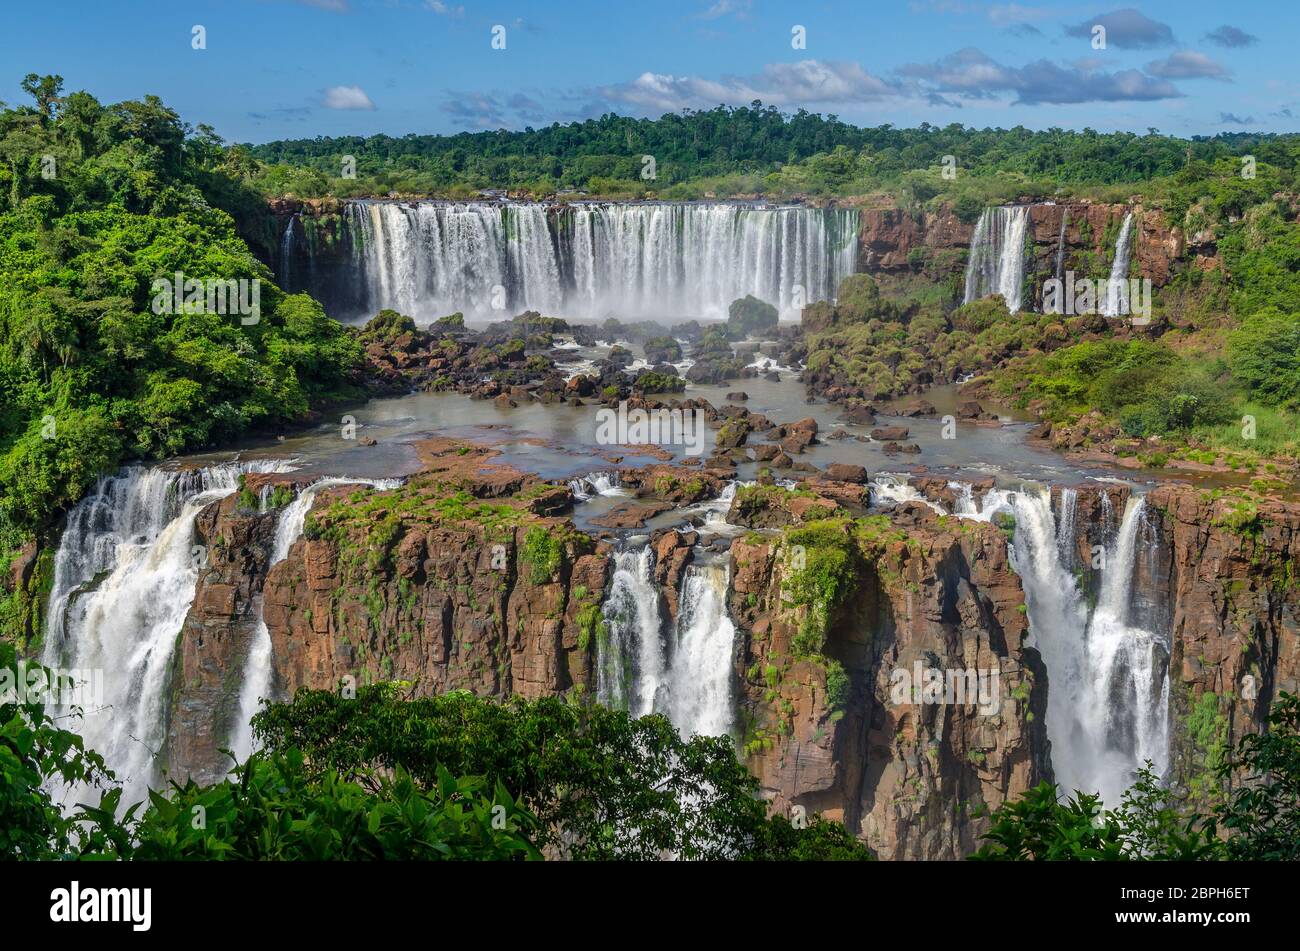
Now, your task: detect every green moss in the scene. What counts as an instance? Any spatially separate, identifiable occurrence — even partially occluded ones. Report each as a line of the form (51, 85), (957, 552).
(1185, 691), (1230, 806)
(522, 526), (562, 585)
(824, 659), (849, 710)
(575, 601), (608, 652)
(782, 519), (857, 655)
(1215, 500), (1264, 539)
(236, 482), (260, 511)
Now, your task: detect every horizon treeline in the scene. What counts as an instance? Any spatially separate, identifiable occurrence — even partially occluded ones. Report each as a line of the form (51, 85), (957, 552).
(243, 102), (1300, 202)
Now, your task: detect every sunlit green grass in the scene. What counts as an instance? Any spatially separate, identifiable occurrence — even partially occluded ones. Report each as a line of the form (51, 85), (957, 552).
(1189, 402), (1299, 459)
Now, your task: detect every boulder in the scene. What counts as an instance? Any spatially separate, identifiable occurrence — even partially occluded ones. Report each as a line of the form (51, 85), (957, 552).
(824, 463), (869, 484)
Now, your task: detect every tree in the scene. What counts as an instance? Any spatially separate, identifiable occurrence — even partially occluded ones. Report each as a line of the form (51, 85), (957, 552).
(969, 769), (1220, 861)
(0, 646), (115, 859)
(1229, 309), (1300, 407)
(20, 73), (63, 121)
(971, 692), (1300, 861)
(252, 684), (873, 861)
(1215, 692), (1300, 860)
(78, 752), (541, 861)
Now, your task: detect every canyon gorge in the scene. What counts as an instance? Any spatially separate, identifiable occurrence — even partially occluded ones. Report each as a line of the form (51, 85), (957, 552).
(20, 196), (1292, 860)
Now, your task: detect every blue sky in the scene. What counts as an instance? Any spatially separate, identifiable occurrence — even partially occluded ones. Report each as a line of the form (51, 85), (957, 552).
(3, 1), (1297, 143)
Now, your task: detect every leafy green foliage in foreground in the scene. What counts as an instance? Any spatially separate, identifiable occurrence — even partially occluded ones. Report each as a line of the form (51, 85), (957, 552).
(2, 650), (869, 860)
(252, 684), (871, 861)
(0, 645), (113, 858)
(972, 693), (1300, 861)
(79, 752), (540, 861)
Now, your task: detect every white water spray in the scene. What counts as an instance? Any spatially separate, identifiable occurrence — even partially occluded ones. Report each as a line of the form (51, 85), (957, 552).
(661, 563), (737, 738)
(43, 462), (291, 804)
(1101, 213), (1135, 318)
(230, 476), (401, 761)
(568, 471), (630, 501)
(322, 201), (857, 322)
(964, 205), (1031, 313)
(598, 544), (666, 716)
(950, 484), (1169, 804)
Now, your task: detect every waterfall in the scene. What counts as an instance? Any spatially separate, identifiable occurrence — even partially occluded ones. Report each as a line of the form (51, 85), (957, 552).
(569, 471), (629, 501)
(1056, 486), (1078, 565)
(870, 476), (947, 514)
(661, 563), (737, 738)
(1078, 496), (1169, 802)
(309, 201), (858, 322)
(684, 480), (741, 533)
(597, 539), (738, 738)
(230, 476), (401, 762)
(951, 484), (1169, 805)
(1054, 207), (1069, 282)
(42, 461), (291, 803)
(279, 216), (296, 292)
(1101, 213), (1135, 317)
(598, 544), (665, 716)
(963, 205), (1031, 313)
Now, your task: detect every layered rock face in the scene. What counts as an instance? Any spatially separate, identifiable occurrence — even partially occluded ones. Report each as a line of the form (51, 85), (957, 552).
(165, 491), (283, 784)
(162, 449), (1300, 854)
(725, 489), (1050, 860)
(857, 201), (1184, 288)
(261, 492), (607, 702)
(1141, 484), (1300, 791)
(165, 453), (608, 784)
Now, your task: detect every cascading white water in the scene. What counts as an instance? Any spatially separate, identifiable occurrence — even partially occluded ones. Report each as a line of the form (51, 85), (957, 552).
(963, 205), (1031, 312)
(661, 563), (736, 738)
(279, 216), (296, 291)
(870, 476), (947, 514)
(568, 471), (630, 501)
(331, 201), (857, 322)
(597, 530), (738, 738)
(1078, 496), (1169, 802)
(1054, 207), (1069, 282)
(684, 480), (741, 534)
(1101, 213), (1135, 317)
(42, 461), (291, 804)
(950, 483), (1169, 804)
(598, 544), (665, 716)
(230, 476), (401, 761)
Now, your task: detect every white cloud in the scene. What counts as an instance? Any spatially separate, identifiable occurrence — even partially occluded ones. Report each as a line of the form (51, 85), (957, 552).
(699, 0), (752, 19)
(1145, 51), (1229, 80)
(901, 48), (1183, 104)
(426, 1), (465, 16)
(601, 60), (899, 113)
(1064, 8), (1175, 49)
(323, 85), (376, 110)
(899, 48), (1017, 97)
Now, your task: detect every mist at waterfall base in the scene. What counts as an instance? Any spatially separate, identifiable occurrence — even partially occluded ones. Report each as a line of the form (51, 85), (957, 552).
(42, 462), (290, 805)
(949, 483), (1169, 806)
(41, 463), (402, 806)
(281, 201), (858, 324)
(588, 476), (1170, 807)
(597, 540), (737, 740)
